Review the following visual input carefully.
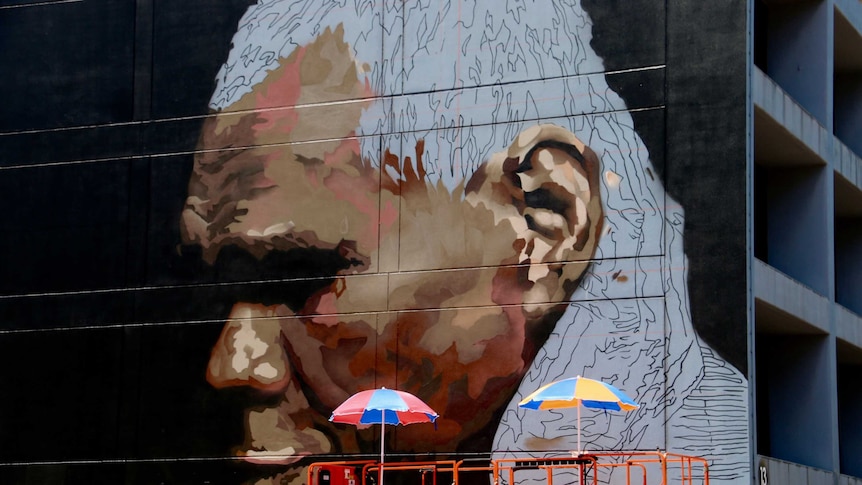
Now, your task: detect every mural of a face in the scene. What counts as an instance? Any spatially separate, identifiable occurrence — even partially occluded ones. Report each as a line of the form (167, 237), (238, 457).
(181, 1), (748, 484)
(183, 24), (602, 457)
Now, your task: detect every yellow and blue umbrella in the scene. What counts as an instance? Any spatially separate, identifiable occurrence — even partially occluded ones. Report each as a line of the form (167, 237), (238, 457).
(518, 375), (639, 454)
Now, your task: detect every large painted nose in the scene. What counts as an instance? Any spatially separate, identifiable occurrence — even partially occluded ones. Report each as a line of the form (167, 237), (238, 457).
(207, 302), (292, 392)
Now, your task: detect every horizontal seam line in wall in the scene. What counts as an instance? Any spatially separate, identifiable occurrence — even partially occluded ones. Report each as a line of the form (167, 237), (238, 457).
(0, 0), (81, 10)
(0, 104), (666, 171)
(0, 456), (278, 466)
(0, 253), (668, 300)
(0, 294), (669, 335)
(0, 64), (667, 138)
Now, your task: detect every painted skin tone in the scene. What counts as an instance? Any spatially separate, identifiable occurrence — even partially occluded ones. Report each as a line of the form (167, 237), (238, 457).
(181, 25), (602, 471)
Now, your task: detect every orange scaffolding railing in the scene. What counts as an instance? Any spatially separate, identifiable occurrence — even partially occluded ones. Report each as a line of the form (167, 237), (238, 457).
(307, 451), (709, 485)
(493, 451), (709, 485)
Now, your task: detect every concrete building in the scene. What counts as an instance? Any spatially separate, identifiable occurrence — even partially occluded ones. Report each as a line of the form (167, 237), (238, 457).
(752, 1), (862, 483)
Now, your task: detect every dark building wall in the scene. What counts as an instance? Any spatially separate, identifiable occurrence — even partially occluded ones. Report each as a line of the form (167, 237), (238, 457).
(0, 1), (749, 483)
(665, 0), (750, 373)
(0, 2), (257, 482)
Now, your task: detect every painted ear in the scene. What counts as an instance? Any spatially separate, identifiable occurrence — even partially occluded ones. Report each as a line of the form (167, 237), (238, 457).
(466, 124), (603, 303)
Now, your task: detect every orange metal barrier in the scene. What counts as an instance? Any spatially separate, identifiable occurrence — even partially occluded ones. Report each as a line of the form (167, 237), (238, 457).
(493, 452), (708, 485)
(308, 451), (709, 485)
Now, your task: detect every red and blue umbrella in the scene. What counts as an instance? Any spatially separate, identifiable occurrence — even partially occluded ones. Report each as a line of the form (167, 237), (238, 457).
(330, 387), (438, 479)
(518, 375), (639, 454)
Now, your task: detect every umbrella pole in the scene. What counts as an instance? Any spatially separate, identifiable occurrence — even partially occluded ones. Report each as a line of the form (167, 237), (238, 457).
(577, 405), (581, 455)
(379, 420), (385, 485)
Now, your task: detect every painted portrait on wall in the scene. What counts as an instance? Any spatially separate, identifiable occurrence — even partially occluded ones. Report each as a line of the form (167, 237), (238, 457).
(177, 1), (748, 484)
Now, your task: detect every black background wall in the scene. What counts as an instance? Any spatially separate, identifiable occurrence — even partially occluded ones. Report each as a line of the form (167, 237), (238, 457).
(584, 0), (748, 373)
(0, 1), (260, 483)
